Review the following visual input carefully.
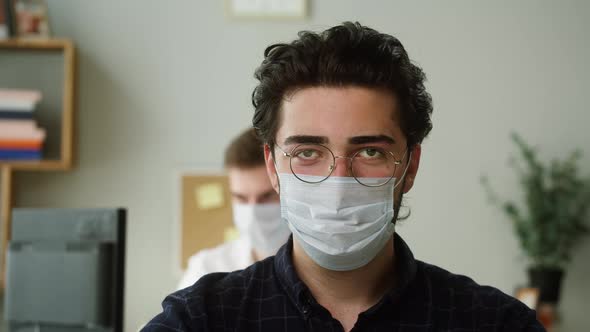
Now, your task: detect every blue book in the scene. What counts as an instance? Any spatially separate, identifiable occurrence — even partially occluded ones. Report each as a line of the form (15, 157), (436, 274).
(0, 112), (34, 119)
(0, 149), (42, 160)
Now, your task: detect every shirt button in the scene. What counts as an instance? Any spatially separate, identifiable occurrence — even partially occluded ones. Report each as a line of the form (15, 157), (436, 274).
(302, 306), (310, 315)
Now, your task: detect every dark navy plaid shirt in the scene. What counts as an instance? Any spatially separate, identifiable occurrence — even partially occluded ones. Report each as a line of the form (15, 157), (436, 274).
(143, 234), (545, 331)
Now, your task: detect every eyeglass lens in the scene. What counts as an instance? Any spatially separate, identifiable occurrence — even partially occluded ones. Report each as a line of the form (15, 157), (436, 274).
(287, 144), (400, 186)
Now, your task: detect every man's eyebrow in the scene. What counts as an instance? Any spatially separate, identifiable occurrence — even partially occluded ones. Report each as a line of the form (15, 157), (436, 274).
(284, 135), (328, 145)
(230, 192), (246, 199)
(258, 189), (277, 199)
(348, 135), (396, 145)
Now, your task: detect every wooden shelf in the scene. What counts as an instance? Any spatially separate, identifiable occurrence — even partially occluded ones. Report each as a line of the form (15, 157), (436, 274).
(0, 37), (76, 170)
(0, 160), (70, 171)
(0, 38), (74, 51)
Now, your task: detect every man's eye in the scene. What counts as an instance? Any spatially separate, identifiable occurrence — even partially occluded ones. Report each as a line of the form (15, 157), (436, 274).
(296, 149), (319, 159)
(359, 148), (383, 158)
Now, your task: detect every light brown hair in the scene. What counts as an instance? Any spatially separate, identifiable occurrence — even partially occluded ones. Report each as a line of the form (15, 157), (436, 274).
(224, 128), (265, 168)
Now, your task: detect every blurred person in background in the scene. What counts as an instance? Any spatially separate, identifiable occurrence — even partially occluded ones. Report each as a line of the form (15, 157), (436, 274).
(177, 128), (291, 289)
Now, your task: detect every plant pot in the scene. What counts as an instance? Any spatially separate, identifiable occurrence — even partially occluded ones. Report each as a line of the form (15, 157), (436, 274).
(527, 267), (564, 304)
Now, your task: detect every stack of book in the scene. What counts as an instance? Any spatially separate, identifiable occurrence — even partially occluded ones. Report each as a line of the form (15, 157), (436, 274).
(0, 89), (46, 161)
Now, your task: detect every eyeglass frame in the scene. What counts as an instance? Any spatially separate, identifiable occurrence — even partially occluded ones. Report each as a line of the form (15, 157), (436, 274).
(273, 143), (410, 187)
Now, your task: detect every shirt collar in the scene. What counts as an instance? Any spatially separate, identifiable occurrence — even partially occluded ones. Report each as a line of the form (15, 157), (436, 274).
(273, 233), (418, 316)
(273, 236), (310, 314)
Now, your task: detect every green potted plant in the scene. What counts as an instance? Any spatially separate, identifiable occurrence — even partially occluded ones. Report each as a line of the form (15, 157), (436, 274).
(482, 133), (590, 304)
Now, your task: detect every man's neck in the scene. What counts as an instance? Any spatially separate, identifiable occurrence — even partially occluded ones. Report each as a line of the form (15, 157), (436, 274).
(292, 237), (396, 329)
(251, 248), (266, 262)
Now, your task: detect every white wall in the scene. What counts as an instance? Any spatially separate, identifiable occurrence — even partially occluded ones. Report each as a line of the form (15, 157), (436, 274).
(7, 1), (589, 331)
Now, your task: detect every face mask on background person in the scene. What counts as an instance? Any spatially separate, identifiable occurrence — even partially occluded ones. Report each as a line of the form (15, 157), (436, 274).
(232, 202), (292, 257)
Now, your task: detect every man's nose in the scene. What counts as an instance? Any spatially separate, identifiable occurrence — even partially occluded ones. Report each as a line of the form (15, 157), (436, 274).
(330, 157), (352, 177)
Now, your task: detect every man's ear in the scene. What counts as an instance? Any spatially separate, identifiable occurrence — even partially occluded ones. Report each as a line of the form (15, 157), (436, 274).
(403, 144), (421, 194)
(264, 144), (280, 193)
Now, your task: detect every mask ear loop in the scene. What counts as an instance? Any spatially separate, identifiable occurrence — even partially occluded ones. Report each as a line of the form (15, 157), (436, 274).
(271, 147), (282, 191)
(391, 148), (413, 224)
(392, 149), (412, 190)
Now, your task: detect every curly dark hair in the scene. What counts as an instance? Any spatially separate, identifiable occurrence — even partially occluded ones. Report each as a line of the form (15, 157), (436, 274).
(252, 22), (433, 149)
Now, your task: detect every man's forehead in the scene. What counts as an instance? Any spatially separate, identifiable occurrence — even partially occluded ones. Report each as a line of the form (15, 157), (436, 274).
(274, 86), (402, 146)
(227, 166), (268, 180)
(280, 86), (400, 115)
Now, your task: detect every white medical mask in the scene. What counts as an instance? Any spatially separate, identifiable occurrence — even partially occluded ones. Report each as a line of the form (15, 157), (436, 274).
(232, 202), (291, 257)
(279, 173), (400, 271)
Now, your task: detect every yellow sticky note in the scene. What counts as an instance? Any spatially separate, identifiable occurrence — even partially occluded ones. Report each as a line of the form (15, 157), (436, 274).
(195, 182), (224, 210)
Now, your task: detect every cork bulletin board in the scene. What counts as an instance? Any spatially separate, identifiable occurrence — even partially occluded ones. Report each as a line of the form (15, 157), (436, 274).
(179, 173), (234, 269)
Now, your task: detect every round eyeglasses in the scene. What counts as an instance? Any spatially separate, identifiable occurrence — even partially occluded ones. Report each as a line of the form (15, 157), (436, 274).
(275, 144), (407, 187)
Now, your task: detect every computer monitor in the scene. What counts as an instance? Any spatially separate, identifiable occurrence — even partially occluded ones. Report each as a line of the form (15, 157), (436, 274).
(4, 208), (126, 332)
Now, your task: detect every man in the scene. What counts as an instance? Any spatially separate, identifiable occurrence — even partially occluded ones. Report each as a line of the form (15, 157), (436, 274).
(177, 128), (291, 289)
(145, 22), (545, 331)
